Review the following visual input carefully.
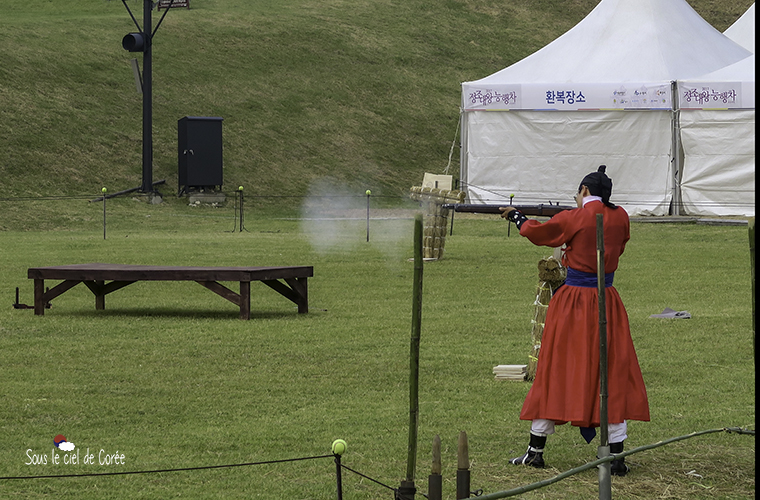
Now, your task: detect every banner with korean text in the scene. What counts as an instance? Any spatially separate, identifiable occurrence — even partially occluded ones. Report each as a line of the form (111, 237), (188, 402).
(462, 82), (672, 111)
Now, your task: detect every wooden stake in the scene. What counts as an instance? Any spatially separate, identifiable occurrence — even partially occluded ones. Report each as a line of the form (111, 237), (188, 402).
(456, 431), (470, 500)
(428, 435), (442, 500)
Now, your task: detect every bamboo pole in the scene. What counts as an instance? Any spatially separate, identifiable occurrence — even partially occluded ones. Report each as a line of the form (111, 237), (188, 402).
(596, 214), (611, 500)
(399, 213), (424, 499)
(750, 217), (755, 357)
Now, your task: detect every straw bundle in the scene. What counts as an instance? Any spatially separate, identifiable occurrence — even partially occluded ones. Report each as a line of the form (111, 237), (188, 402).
(409, 186), (465, 260)
(526, 256), (566, 381)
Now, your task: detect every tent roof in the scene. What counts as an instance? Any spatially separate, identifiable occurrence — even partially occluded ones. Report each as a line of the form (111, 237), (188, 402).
(468, 0), (752, 85)
(724, 3), (755, 52)
(687, 54), (755, 83)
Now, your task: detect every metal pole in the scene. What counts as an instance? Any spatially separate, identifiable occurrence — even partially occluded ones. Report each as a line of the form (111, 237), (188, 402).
(239, 187), (244, 232)
(596, 214), (611, 500)
(141, 0), (153, 194)
(334, 454), (343, 500)
(89, 179), (166, 202)
(366, 190), (371, 242)
(670, 80), (682, 216)
(102, 187), (107, 239)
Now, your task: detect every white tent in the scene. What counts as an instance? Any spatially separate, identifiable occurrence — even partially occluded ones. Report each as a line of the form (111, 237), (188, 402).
(677, 10), (755, 217)
(460, 0), (752, 215)
(724, 3), (755, 52)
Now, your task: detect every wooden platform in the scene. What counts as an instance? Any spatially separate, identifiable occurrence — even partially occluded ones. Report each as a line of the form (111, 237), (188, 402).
(27, 263), (313, 319)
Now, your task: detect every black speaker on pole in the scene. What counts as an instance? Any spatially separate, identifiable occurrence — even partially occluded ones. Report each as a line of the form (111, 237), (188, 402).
(122, 32), (146, 52)
(178, 116), (223, 196)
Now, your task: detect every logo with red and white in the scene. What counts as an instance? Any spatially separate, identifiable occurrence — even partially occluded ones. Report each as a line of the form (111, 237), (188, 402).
(54, 434), (76, 452)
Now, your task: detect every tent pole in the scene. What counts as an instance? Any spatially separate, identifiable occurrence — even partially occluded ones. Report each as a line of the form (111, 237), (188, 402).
(458, 99), (467, 198)
(670, 80), (683, 216)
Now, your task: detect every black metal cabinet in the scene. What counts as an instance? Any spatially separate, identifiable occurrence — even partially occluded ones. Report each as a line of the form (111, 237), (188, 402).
(178, 116), (223, 195)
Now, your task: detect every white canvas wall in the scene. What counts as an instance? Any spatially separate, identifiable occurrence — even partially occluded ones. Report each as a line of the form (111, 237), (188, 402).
(679, 109), (755, 216)
(461, 110), (673, 215)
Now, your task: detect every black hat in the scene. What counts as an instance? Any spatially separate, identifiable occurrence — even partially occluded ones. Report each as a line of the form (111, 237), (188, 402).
(579, 165), (616, 208)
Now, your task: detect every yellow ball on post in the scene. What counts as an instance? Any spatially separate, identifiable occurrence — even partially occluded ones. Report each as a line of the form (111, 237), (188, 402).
(365, 190), (371, 196)
(331, 439), (347, 456)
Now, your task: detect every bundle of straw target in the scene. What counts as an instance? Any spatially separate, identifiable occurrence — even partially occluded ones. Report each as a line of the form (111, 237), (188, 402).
(527, 255), (566, 381)
(409, 186), (465, 260)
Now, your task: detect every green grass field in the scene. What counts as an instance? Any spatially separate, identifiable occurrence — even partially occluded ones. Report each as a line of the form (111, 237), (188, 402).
(0, 0), (754, 497)
(0, 198), (754, 498)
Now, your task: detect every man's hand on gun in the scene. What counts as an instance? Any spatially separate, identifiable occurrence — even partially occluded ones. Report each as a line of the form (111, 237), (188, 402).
(499, 206), (516, 220)
(499, 206), (529, 230)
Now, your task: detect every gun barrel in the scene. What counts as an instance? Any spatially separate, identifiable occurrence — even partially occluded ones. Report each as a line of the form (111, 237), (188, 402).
(442, 203), (574, 217)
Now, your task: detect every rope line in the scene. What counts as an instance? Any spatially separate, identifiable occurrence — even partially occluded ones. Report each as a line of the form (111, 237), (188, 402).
(455, 181), (755, 208)
(0, 454), (334, 481)
(0, 427), (753, 496)
(339, 463), (397, 492)
(0, 192), (753, 209)
(476, 427), (754, 500)
(443, 113), (461, 175)
(0, 194), (409, 202)
(0, 196), (94, 201)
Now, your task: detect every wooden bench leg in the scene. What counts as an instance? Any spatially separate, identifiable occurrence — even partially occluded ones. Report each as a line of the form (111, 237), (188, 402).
(34, 279), (45, 316)
(295, 278), (308, 314)
(95, 281), (105, 310)
(285, 277), (309, 314)
(239, 281), (250, 320)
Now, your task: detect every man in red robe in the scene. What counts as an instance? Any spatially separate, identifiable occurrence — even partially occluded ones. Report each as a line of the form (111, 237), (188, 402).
(500, 165), (649, 476)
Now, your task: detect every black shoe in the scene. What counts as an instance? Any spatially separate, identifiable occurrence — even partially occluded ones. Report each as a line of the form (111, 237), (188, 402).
(610, 458), (629, 476)
(609, 441), (629, 476)
(509, 448), (545, 468)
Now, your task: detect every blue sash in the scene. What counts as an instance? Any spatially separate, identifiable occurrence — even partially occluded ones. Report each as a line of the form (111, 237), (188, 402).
(565, 267), (614, 288)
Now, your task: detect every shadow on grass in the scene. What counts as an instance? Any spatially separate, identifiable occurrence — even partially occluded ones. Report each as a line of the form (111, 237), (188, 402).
(56, 308), (305, 320)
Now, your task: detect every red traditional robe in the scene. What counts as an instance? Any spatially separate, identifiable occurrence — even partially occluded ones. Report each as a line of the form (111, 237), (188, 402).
(518, 200), (650, 427)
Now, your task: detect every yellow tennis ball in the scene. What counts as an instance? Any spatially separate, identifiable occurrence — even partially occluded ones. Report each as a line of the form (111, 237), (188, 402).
(102, 187), (107, 193)
(365, 189), (371, 196)
(238, 185), (244, 191)
(331, 439), (347, 456)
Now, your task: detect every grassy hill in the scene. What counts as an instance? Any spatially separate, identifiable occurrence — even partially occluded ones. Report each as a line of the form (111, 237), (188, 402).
(0, 0), (753, 200)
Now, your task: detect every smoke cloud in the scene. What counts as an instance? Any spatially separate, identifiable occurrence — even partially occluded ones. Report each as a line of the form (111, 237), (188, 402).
(299, 178), (414, 262)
